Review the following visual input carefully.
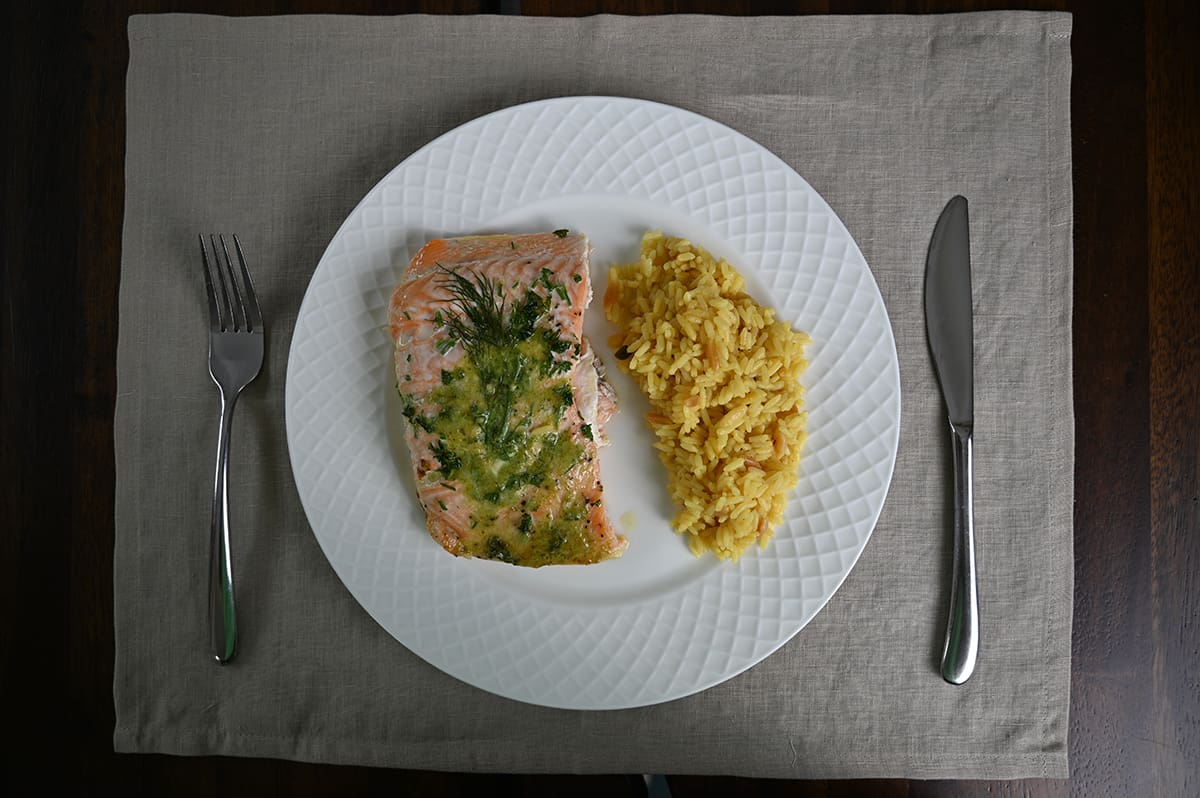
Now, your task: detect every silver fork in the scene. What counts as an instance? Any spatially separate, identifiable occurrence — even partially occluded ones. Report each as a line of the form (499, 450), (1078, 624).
(199, 234), (264, 664)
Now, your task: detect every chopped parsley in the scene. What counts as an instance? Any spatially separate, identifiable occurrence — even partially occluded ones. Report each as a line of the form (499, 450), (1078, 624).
(399, 400), (434, 433)
(534, 268), (571, 303)
(541, 329), (571, 354)
(552, 383), (574, 408)
(552, 229), (569, 238)
(430, 438), (461, 476)
(486, 536), (515, 563)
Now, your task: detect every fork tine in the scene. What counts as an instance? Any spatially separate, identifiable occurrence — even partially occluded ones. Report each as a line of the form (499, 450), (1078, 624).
(228, 234), (261, 328)
(199, 234), (224, 331)
(229, 235), (263, 333)
(208, 234), (233, 331)
(215, 235), (247, 332)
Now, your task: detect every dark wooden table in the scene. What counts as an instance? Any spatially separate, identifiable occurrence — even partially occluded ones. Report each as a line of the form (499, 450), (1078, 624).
(4, 1), (1196, 795)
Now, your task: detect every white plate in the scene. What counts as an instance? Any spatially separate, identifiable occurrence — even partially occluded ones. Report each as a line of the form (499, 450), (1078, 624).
(285, 97), (900, 709)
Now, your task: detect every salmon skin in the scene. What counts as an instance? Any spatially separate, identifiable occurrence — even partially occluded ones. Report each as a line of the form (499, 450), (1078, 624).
(388, 232), (625, 567)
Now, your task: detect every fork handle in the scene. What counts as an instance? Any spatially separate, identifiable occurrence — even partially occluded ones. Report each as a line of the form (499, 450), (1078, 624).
(209, 390), (239, 663)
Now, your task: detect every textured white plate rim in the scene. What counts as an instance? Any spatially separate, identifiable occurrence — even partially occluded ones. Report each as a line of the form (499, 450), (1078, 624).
(285, 96), (901, 710)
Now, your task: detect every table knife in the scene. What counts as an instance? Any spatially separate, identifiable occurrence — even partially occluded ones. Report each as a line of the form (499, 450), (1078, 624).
(925, 195), (979, 685)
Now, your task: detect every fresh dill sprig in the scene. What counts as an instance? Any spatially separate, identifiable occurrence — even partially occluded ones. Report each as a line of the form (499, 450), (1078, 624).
(437, 265), (510, 351)
(437, 265), (554, 351)
(435, 265), (560, 455)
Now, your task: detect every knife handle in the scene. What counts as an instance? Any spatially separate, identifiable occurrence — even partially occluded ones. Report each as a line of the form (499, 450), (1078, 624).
(941, 422), (978, 684)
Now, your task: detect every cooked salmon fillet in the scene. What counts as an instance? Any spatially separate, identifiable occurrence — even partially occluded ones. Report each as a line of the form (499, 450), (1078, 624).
(388, 232), (625, 566)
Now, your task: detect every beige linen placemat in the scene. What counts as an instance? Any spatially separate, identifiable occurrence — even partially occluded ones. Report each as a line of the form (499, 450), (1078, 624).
(114, 12), (1072, 778)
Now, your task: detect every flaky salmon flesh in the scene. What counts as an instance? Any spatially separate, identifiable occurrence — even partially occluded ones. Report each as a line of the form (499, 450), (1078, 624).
(388, 232), (626, 567)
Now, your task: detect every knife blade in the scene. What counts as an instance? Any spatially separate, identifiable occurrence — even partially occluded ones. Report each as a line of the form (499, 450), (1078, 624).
(925, 195), (979, 685)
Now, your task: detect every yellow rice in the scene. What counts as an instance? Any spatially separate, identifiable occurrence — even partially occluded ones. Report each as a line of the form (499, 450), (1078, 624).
(604, 232), (810, 560)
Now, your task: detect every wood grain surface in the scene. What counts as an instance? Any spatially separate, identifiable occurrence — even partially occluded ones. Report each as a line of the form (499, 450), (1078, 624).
(2, 1), (1196, 795)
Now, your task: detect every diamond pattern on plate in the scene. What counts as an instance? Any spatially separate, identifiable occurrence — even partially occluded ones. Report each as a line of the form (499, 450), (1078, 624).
(285, 97), (901, 709)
